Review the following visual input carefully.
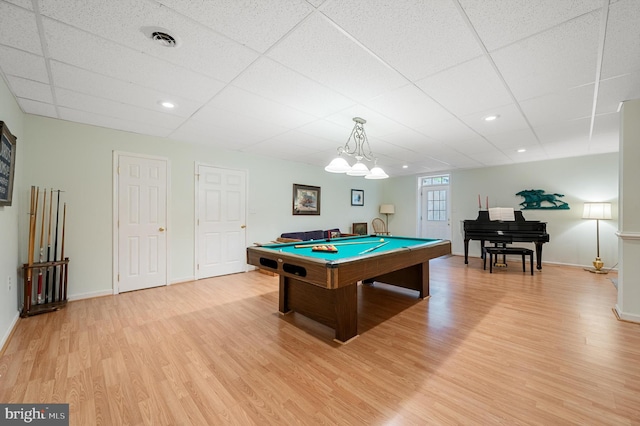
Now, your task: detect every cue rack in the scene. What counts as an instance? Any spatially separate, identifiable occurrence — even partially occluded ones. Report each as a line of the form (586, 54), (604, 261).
(21, 185), (69, 317)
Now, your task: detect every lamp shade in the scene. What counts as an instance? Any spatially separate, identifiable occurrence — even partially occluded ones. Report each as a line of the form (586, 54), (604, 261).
(582, 202), (612, 220)
(365, 166), (389, 179)
(346, 160), (369, 176)
(324, 157), (351, 173)
(379, 204), (395, 215)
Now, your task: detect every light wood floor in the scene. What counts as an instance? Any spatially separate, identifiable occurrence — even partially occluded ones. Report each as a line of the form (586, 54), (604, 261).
(1, 255), (639, 425)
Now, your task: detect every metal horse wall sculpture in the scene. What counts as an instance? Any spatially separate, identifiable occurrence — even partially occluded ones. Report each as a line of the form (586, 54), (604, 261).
(516, 189), (570, 210)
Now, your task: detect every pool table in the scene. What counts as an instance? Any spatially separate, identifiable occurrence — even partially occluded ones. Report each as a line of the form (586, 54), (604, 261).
(246, 235), (451, 343)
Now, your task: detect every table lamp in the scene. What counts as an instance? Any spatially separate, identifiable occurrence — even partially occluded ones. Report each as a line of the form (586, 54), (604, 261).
(582, 202), (612, 273)
(379, 204), (395, 234)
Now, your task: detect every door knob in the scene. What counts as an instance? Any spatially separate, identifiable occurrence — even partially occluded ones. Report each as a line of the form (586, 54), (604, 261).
(159, 227), (165, 232)
(241, 225), (246, 229)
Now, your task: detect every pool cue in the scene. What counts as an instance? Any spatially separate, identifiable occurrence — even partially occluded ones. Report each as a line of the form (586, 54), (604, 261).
(26, 186), (38, 312)
(52, 189), (61, 302)
(359, 241), (389, 254)
(45, 188), (54, 303)
(36, 188), (47, 304)
(58, 203), (66, 301)
(294, 239), (384, 249)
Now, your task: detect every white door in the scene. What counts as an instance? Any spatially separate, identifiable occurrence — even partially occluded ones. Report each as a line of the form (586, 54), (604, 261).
(420, 185), (451, 240)
(115, 153), (168, 293)
(196, 165), (247, 278)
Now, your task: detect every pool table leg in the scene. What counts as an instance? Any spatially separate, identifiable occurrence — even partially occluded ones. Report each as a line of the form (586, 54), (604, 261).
(333, 284), (358, 343)
(278, 275), (359, 343)
(279, 276), (291, 314)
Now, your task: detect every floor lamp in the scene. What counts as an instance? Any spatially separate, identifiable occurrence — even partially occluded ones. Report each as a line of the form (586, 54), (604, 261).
(582, 202), (612, 274)
(379, 204), (395, 234)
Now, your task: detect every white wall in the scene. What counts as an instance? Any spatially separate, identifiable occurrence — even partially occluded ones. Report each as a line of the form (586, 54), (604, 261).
(21, 115), (384, 296)
(383, 153), (619, 268)
(0, 77), (25, 349)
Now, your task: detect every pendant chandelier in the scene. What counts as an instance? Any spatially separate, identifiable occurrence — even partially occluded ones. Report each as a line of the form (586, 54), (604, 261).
(324, 117), (388, 179)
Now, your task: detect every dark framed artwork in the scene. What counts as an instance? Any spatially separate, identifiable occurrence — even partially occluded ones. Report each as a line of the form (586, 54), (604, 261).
(293, 184), (321, 215)
(352, 222), (368, 235)
(351, 189), (364, 206)
(0, 121), (17, 207)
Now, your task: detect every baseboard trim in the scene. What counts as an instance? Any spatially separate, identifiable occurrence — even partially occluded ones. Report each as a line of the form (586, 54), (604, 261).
(0, 311), (21, 357)
(613, 305), (640, 324)
(68, 289), (114, 301)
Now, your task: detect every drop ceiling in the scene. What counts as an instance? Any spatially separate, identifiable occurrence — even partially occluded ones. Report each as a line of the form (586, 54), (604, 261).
(0, 0), (638, 177)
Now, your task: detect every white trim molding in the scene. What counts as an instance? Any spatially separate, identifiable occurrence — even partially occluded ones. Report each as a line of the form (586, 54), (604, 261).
(614, 305), (640, 324)
(615, 231), (640, 240)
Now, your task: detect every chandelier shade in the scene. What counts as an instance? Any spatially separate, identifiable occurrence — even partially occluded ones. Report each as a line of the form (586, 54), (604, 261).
(325, 117), (388, 179)
(324, 156), (351, 173)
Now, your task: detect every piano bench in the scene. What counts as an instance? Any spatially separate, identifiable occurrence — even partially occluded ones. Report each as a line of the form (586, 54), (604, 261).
(483, 246), (534, 275)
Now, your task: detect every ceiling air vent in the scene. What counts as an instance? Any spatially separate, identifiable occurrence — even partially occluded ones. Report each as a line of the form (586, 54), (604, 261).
(151, 31), (177, 47)
(140, 26), (180, 48)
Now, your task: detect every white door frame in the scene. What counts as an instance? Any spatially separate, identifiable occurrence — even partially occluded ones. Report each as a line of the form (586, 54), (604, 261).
(417, 175), (452, 241)
(194, 162), (248, 279)
(112, 151), (171, 294)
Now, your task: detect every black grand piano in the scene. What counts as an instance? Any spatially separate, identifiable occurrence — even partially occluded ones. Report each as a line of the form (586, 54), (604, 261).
(464, 210), (549, 270)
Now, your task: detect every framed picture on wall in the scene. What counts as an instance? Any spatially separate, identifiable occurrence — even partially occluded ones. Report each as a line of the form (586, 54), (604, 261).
(352, 222), (368, 235)
(293, 183), (321, 215)
(0, 121), (17, 206)
(351, 189), (364, 206)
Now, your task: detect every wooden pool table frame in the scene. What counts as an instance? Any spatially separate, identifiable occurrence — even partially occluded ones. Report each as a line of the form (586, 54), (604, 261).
(246, 237), (451, 343)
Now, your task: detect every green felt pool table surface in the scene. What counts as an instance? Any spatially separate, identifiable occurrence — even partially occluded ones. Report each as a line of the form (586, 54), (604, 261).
(259, 235), (445, 261)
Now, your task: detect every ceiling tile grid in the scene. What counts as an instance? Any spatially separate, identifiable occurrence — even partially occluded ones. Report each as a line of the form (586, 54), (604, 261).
(0, 0), (637, 177)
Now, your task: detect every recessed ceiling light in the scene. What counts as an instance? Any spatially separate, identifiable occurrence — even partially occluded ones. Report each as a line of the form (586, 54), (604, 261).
(517, 148), (526, 153)
(484, 114), (500, 122)
(160, 101), (175, 109)
(402, 165), (408, 169)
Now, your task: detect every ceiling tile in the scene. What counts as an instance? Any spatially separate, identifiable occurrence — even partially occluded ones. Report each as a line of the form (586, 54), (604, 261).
(486, 128), (541, 151)
(416, 56), (514, 117)
(58, 106), (173, 137)
(190, 105), (290, 144)
(206, 86), (317, 128)
(364, 84), (457, 129)
(38, 0), (259, 82)
(4, 0), (33, 10)
(242, 130), (332, 160)
(0, 2), (42, 54)
(17, 98), (57, 117)
(55, 88), (186, 129)
(42, 18), (226, 102)
(6, 75), (53, 103)
(50, 61), (201, 118)
(536, 118), (591, 151)
(414, 118), (478, 143)
(170, 118), (265, 149)
(589, 112), (620, 154)
(596, 71), (640, 115)
(492, 11), (601, 101)
(156, 0), (314, 53)
(600, 0), (640, 79)
(320, 0), (483, 81)
(520, 85), (595, 127)
(0, 46), (48, 83)
(267, 13), (407, 102)
(460, 0), (603, 51)
(460, 104), (530, 136)
(232, 58), (355, 117)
